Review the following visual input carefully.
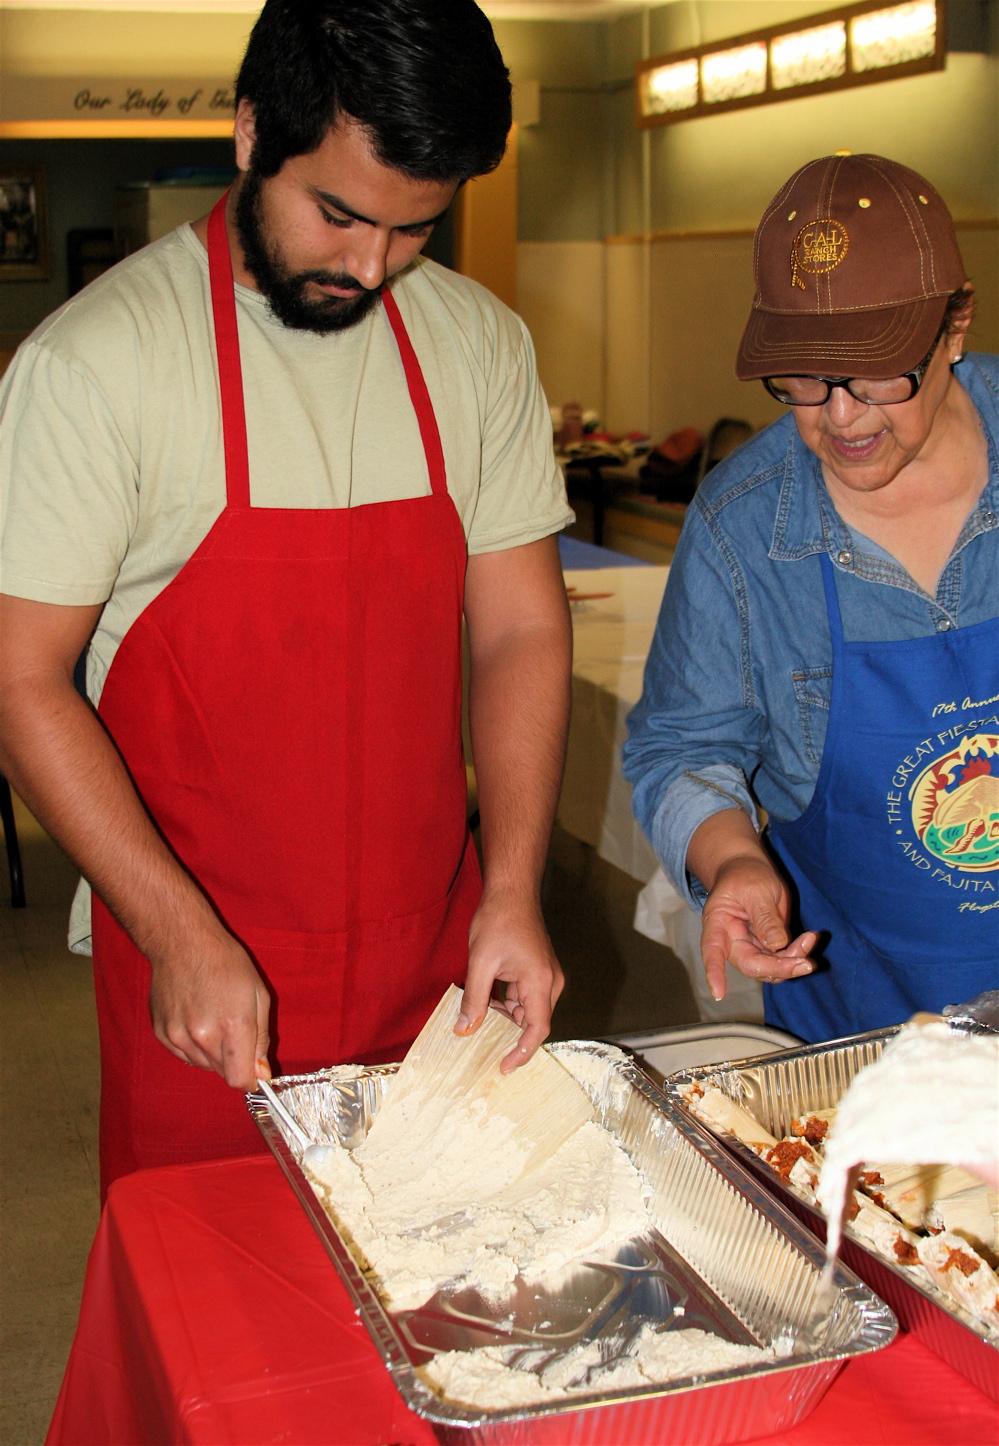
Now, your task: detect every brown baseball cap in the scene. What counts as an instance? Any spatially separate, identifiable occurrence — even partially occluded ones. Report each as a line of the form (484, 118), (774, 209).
(736, 154), (967, 381)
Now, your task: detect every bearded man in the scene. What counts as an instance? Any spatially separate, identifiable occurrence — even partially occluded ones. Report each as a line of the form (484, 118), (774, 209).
(0, 0), (573, 1195)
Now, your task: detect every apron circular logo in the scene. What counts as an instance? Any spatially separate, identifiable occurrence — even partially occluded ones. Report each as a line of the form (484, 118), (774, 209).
(791, 219), (849, 290)
(908, 733), (999, 872)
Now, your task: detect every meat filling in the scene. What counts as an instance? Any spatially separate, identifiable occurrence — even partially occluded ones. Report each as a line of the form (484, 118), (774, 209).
(792, 1116), (829, 1146)
(944, 1247), (981, 1278)
(893, 1238), (920, 1266)
(764, 1140), (815, 1181)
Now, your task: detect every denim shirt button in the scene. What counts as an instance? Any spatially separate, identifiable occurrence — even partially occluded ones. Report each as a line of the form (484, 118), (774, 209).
(936, 617), (953, 632)
(837, 550), (852, 566)
(983, 510), (997, 527)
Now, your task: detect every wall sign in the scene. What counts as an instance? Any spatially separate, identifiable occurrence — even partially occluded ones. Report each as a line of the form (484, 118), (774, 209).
(0, 78), (237, 138)
(71, 84), (235, 118)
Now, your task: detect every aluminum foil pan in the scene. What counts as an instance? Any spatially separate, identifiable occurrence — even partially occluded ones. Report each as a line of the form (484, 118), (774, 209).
(247, 1041), (894, 1445)
(665, 1028), (999, 1401)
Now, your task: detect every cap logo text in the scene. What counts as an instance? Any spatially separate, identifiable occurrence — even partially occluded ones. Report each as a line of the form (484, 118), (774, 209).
(791, 218), (849, 290)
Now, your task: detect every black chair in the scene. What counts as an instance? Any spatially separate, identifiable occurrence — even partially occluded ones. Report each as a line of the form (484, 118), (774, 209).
(0, 774), (26, 908)
(696, 417), (754, 486)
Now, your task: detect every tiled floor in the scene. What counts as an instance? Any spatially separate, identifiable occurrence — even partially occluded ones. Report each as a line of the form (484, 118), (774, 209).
(1, 795), (100, 1446)
(0, 801), (691, 1446)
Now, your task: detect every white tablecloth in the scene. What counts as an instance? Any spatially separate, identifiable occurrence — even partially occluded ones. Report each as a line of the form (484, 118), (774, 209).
(559, 566), (667, 882)
(559, 565), (764, 1022)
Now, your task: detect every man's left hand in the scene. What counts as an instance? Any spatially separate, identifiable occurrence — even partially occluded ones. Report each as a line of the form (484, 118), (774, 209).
(459, 535), (571, 1074)
(456, 888), (564, 1073)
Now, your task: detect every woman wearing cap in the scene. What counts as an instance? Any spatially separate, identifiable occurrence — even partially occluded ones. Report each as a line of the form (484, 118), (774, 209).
(623, 154), (997, 1043)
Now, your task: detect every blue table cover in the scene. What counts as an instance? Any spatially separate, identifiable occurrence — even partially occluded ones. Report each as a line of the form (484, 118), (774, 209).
(558, 536), (650, 570)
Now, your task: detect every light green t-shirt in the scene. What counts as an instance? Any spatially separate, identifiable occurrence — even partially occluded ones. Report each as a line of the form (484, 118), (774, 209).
(0, 224), (572, 951)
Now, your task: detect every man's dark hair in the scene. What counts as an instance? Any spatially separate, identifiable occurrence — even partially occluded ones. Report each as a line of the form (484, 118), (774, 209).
(236, 0), (511, 182)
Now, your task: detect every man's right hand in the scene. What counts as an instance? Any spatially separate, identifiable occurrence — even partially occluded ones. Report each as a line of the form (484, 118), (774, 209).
(0, 593), (272, 1093)
(149, 933), (271, 1090)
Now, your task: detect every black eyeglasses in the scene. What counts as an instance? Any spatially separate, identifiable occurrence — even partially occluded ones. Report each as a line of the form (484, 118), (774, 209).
(763, 325), (945, 407)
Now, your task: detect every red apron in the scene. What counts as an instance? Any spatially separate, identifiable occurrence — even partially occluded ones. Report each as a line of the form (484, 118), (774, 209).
(92, 197), (481, 1195)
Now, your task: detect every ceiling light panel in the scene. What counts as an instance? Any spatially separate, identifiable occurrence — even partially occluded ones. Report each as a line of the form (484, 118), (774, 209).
(770, 21), (847, 90)
(851, 0), (937, 71)
(643, 58), (699, 115)
(636, 0), (943, 129)
(700, 43), (767, 105)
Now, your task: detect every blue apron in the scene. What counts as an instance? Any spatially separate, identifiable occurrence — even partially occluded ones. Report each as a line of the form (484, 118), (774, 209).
(766, 551), (999, 1042)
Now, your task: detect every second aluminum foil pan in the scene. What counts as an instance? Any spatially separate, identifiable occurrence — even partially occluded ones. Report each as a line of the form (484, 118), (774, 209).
(664, 1027), (999, 1401)
(247, 1041), (894, 1446)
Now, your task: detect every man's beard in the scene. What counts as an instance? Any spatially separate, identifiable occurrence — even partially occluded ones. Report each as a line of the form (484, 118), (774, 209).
(235, 171), (380, 335)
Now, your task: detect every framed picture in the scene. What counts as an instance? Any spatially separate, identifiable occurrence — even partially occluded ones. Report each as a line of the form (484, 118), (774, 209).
(0, 166), (50, 281)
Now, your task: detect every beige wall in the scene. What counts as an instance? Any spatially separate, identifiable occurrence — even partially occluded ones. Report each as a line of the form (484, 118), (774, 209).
(605, 239), (650, 434)
(517, 241), (606, 415)
(491, 17), (612, 244)
(455, 129), (519, 312)
(598, 233), (787, 437)
(961, 227), (999, 355)
(0, 9), (253, 79)
(647, 236), (782, 440)
(518, 233), (770, 439)
(648, 0), (840, 49)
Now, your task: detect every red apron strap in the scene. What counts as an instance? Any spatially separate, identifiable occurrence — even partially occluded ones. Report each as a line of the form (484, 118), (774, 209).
(207, 195), (251, 510)
(380, 286), (448, 498)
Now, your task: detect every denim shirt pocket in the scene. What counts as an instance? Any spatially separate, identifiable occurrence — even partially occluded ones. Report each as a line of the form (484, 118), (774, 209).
(792, 666), (832, 767)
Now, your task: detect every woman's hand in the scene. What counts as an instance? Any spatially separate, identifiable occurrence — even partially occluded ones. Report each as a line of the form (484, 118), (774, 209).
(700, 855), (816, 1001)
(688, 808), (817, 1002)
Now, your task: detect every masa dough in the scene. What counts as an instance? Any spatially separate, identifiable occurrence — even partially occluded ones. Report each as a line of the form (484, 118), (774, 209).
(304, 1082), (650, 1311)
(419, 1326), (774, 1410)
(299, 1045), (783, 1412)
(817, 1022), (999, 1264)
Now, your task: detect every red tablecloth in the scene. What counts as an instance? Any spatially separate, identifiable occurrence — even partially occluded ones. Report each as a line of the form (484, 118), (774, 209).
(47, 1154), (997, 1446)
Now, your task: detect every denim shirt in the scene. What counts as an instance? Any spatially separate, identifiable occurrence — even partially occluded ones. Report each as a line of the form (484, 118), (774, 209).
(622, 353), (999, 909)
